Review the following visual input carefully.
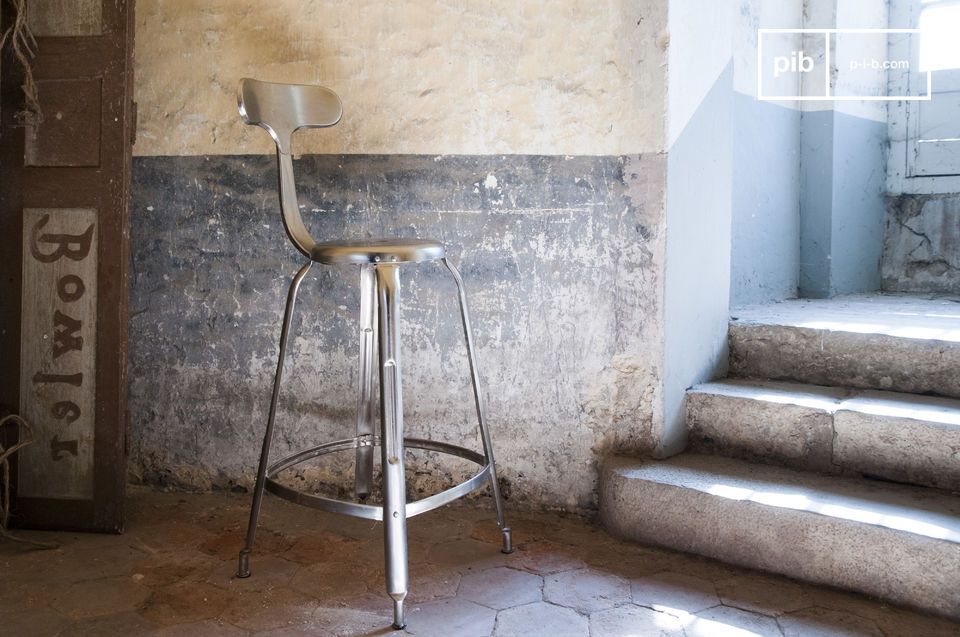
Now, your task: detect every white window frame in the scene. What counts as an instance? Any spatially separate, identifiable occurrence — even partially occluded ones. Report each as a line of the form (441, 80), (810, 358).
(888, 0), (960, 193)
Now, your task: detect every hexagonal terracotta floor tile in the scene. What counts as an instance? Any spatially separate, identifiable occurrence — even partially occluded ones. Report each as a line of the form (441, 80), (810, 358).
(151, 619), (250, 637)
(219, 587), (318, 632)
(47, 576), (151, 621)
(543, 567), (630, 613)
(139, 579), (234, 625)
(715, 573), (819, 616)
(458, 566), (542, 610)
(683, 605), (783, 637)
(511, 540), (587, 575)
(310, 605), (393, 637)
(589, 604), (685, 637)
(780, 606), (885, 637)
(631, 571), (720, 616)
(426, 538), (509, 571)
(206, 554), (299, 591)
(493, 601), (588, 637)
(405, 597), (497, 637)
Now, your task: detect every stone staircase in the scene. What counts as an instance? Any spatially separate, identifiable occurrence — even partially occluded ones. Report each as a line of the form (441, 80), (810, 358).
(600, 294), (960, 619)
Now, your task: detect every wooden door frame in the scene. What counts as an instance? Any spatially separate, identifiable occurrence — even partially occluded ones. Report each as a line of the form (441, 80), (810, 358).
(1, 0), (135, 532)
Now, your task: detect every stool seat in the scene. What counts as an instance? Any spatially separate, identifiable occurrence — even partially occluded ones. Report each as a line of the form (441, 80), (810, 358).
(311, 237), (445, 265)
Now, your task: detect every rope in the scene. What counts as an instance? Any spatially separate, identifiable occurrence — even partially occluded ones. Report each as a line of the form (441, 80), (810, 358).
(0, 0), (43, 126)
(0, 415), (57, 549)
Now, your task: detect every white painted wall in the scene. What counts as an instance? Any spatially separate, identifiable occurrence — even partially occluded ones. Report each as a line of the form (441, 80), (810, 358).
(661, 0), (736, 456)
(800, 0), (888, 297)
(731, 0), (804, 305)
(661, 0), (806, 455)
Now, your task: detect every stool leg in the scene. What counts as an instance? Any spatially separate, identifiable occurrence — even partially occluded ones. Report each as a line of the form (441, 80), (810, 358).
(442, 258), (513, 554)
(376, 264), (408, 630)
(237, 261), (312, 578)
(354, 264), (378, 500)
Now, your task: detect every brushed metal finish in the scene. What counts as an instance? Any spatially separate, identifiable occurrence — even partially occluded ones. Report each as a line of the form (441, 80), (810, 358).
(237, 260), (312, 578)
(443, 258), (513, 554)
(354, 265), (377, 501)
(238, 78), (342, 155)
(263, 437), (491, 520)
(238, 78), (444, 265)
(236, 79), (511, 629)
(312, 238), (445, 265)
(376, 264), (408, 629)
(239, 78), (340, 258)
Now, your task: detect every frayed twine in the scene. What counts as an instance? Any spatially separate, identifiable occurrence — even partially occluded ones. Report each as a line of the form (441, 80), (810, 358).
(0, 0), (43, 127)
(0, 415), (58, 550)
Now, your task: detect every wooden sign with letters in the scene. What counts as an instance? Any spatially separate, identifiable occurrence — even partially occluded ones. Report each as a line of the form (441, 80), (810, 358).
(19, 209), (99, 500)
(0, 1), (134, 531)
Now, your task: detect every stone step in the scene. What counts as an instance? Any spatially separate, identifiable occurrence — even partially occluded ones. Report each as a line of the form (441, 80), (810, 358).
(729, 294), (960, 399)
(600, 454), (960, 619)
(687, 380), (960, 491)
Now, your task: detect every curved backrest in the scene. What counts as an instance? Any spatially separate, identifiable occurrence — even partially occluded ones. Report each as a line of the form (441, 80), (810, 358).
(238, 78), (342, 155)
(237, 79), (343, 257)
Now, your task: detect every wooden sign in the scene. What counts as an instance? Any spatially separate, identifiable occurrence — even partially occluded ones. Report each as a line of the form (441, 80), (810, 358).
(1, 0), (134, 531)
(19, 208), (99, 500)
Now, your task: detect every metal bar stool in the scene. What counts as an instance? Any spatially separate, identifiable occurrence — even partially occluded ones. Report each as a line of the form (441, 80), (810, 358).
(233, 78), (512, 630)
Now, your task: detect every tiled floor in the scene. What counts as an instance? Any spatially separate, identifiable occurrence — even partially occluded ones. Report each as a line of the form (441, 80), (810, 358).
(2, 487), (958, 636)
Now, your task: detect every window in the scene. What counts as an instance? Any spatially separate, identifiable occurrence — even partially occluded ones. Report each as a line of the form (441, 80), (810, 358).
(888, 0), (960, 190)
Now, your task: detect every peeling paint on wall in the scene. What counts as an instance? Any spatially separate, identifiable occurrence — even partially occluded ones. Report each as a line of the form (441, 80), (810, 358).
(128, 153), (666, 512)
(133, 0), (668, 157)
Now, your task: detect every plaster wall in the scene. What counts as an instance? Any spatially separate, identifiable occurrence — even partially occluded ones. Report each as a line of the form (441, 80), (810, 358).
(730, 0), (803, 306)
(134, 0), (667, 157)
(799, 0), (888, 298)
(882, 0), (960, 295)
(661, 0), (735, 456)
(127, 1), (670, 512)
(662, 0), (805, 455)
(883, 193), (960, 294)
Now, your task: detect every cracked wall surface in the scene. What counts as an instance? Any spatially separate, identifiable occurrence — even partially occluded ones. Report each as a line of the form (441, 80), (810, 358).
(128, 154), (666, 512)
(133, 0), (667, 157)
(883, 194), (960, 294)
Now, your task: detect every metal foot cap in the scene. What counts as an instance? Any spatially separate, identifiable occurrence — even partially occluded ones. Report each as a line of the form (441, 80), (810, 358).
(237, 550), (252, 578)
(500, 527), (514, 554)
(391, 597), (405, 630)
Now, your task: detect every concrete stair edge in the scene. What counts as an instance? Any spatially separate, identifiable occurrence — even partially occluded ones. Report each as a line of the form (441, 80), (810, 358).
(686, 379), (960, 491)
(600, 454), (960, 619)
(728, 320), (960, 399)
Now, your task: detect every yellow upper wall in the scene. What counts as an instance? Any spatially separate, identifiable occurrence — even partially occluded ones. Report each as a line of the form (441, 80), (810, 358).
(133, 0), (667, 156)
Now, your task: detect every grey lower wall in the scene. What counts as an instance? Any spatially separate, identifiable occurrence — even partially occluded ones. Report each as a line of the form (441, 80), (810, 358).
(799, 109), (834, 299)
(829, 112), (886, 296)
(730, 92), (800, 306)
(128, 153), (665, 513)
(800, 109), (886, 298)
(883, 193), (960, 294)
(661, 62), (732, 457)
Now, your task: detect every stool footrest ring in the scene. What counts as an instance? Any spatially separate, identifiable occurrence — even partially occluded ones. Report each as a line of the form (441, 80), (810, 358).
(264, 436), (492, 521)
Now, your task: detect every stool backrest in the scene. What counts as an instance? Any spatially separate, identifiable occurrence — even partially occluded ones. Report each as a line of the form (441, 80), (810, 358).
(238, 78), (342, 154)
(237, 78), (343, 257)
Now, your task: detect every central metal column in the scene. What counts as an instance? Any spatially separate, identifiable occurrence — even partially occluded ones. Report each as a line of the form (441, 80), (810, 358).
(375, 264), (408, 629)
(354, 264), (378, 500)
